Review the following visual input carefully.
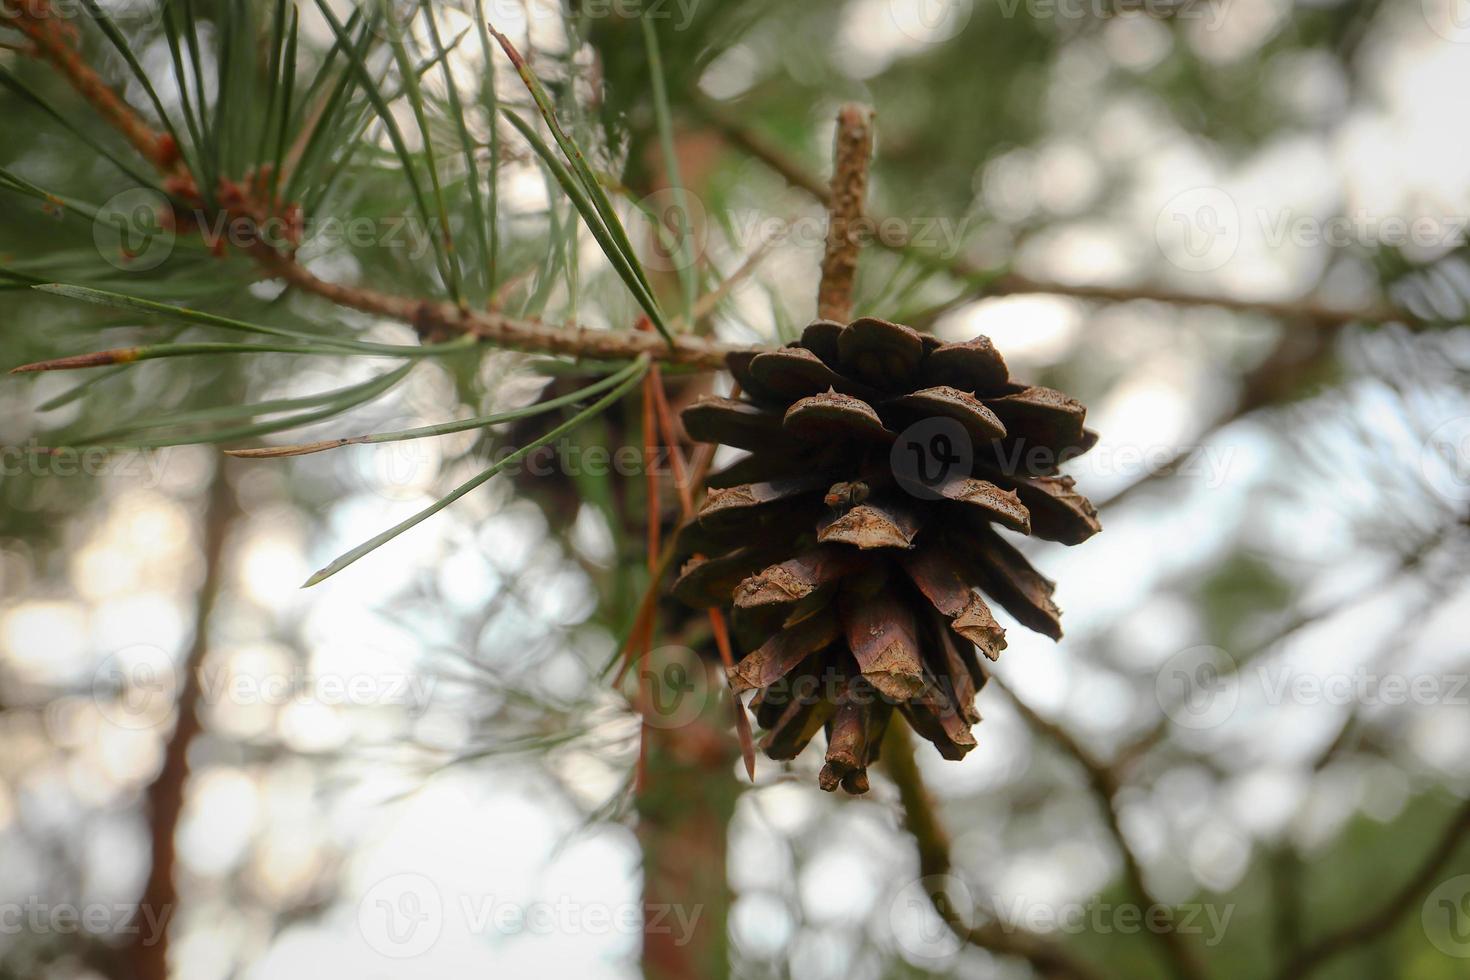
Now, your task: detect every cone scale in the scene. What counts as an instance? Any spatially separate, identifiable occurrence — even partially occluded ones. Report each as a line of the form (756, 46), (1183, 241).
(674, 317), (1100, 793)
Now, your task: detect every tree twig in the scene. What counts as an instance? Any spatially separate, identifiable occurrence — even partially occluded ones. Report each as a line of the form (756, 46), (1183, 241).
(1275, 796), (1470, 979)
(817, 104), (874, 322)
(881, 724), (1110, 980)
(2, 2), (748, 369)
(695, 96), (1421, 330)
(990, 675), (1209, 980)
(130, 466), (238, 980)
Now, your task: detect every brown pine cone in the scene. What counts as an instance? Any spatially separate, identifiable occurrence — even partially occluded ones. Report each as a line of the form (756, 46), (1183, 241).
(672, 317), (1101, 793)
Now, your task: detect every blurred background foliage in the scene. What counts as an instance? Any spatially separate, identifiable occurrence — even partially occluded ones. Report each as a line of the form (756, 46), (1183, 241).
(0, 0), (1468, 978)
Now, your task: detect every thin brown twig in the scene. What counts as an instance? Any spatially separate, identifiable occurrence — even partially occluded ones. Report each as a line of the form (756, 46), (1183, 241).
(1113, 520), (1454, 773)
(695, 96), (1420, 330)
(1, 3), (749, 369)
(989, 675), (1209, 980)
(1275, 796), (1470, 979)
(817, 104), (874, 322)
(881, 724), (1110, 980)
(681, 234), (778, 331)
(130, 466), (238, 980)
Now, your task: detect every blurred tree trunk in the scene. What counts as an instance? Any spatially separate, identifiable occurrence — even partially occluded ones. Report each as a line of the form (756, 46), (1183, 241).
(129, 467), (238, 980)
(636, 654), (740, 980)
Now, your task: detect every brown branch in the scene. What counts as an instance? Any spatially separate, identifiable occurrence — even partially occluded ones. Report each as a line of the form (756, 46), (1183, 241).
(1097, 323), (1337, 509)
(637, 654), (740, 980)
(130, 466), (238, 980)
(696, 97), (1420, 330)
(1113, 520), (1456, 774)
(5, 3), (179, 170)
(1275, 796), (1470, 979)
(991, 676), (1209, 980)
(817, 104), (874, 322)
(3, 3), (747, 369)
(247, 247), (742, 366)
(882, 724), (1110, 980)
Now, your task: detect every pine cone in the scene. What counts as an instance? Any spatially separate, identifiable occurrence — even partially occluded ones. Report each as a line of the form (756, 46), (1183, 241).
(672, 317), (1101, 794)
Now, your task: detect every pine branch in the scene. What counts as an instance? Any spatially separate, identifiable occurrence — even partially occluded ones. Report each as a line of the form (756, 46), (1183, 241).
(2, 1), (747, 368)
(5, 2), (179, 170)
(991, 676), (1209, 980)
(131, 465), (238, 980)
(695, 96), (1423, 331)
(817, 104), (873, 322)
(1274, 796), (1470, 979)
(881, 724), (1109, 980)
